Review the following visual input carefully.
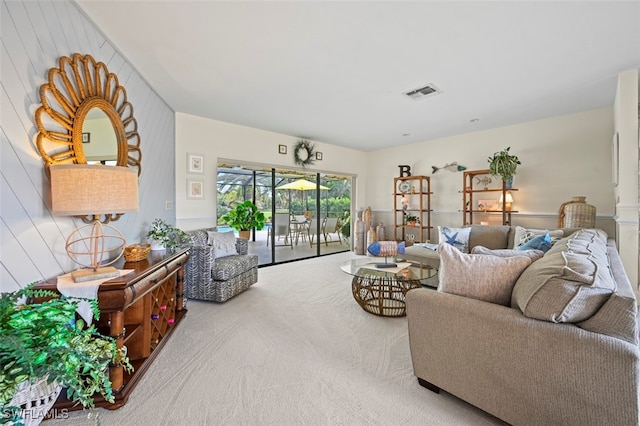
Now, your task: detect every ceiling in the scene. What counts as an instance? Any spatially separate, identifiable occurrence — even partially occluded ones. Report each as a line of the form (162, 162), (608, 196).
(76, 1), (640, 151)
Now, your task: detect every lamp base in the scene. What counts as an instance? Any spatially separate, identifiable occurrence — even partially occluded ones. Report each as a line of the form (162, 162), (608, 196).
(71, 266), (119, 283)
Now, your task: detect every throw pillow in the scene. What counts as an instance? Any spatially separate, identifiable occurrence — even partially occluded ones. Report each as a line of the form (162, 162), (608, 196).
(517, 233), (552, 252)
(207, 231), (238, 258)
(438, 226), (472, 253)
(511, 229), (616, 323)
(438, 242), (532, 306)
(471, 246), (544, 262)
(513, 226), (564, 250)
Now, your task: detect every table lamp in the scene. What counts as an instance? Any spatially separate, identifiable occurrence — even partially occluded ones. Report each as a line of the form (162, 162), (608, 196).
(499, 191), (514, 212)
(50, 164), (139, 282)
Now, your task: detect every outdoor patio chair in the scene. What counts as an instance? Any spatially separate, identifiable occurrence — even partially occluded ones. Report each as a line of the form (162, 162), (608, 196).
(321, 217), (342, 246)
(307, 218), (321, 247)
(267, 212), (293, 248)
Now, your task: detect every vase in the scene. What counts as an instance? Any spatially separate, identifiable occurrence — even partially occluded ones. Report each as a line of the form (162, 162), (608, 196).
(505, 176), (514, 189)
(150, 240), (166, 251)
(366, 226), (377, 254)
(558, 196), (596, 228)
(239, 230), (251, 240)
(376, 223), (386, 242)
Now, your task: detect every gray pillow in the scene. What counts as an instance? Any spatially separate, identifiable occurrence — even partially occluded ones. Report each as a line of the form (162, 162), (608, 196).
(438, 242), (532, 306)
(511, 229), (615, 323)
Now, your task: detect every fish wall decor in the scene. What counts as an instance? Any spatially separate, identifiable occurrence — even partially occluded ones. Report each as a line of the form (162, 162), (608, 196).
(431, 162), (467, 173)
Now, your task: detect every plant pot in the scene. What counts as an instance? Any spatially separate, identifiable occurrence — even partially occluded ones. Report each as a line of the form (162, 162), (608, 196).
(238, 230), (251, 240)
(8, 375), (61, 426)
(150, 240), (166, 251)
(505, 177), (513, 189)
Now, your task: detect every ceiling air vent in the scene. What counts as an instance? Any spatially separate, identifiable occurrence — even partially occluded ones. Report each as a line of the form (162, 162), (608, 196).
(403, 84), (442, 100)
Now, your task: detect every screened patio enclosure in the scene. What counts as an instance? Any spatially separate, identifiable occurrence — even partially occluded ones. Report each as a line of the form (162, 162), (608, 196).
(217, 162), (352, 266)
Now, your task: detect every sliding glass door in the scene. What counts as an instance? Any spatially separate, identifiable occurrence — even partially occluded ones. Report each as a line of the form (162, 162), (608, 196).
(217, 162), (352, 266)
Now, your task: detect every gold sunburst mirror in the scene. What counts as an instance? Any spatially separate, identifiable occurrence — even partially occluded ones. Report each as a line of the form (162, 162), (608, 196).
(35, 53), (142, 222)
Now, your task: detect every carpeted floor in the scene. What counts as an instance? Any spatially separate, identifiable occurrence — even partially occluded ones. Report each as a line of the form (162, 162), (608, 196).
(50, 252), (505, 425)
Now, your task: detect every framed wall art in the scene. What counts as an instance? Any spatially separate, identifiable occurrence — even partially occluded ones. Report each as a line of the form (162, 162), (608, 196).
(187, 153), (204, 174)
(187, 179), (204, 200)
(82, 132), (90, 143)
(478, 199), (499, 212)
(278, 144), (287, 154)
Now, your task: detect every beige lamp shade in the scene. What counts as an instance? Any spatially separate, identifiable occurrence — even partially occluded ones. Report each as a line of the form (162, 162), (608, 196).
(498, 192), (514, 204)
(50, 164), (139, 215)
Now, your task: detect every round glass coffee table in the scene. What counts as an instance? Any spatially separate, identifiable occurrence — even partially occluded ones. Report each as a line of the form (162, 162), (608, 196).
(340, 258), (437, 317)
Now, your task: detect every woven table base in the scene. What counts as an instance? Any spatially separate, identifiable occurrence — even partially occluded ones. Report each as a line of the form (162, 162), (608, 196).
(350, 274), (422, 317)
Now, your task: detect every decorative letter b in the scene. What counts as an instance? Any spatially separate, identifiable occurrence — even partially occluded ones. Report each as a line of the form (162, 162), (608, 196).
(399, 165), (411, 177)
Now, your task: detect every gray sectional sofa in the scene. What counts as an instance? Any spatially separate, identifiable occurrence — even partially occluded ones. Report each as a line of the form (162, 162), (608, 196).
(404, 225), (576, 287)
(406, 228), (639, 425)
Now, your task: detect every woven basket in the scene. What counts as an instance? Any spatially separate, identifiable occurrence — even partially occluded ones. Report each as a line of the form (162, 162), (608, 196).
(558, 196), (596, 228)
(124, 243), (151, 262)
(7, 375), (61, 426)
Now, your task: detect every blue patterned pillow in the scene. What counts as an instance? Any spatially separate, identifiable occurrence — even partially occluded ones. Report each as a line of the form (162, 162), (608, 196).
(518, 232), (552, 252)
(438, 226), (472, 253)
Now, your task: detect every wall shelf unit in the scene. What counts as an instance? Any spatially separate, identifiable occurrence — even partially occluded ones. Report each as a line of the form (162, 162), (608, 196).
(461, 169), (517, 225)
(394, 175), (432, 243)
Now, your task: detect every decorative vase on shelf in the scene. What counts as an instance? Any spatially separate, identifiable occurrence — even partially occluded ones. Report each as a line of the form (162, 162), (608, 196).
(150, 240), (166, 251)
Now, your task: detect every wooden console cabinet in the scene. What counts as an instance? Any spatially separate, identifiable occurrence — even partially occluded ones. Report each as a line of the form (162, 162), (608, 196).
(34, 247), (190, 410)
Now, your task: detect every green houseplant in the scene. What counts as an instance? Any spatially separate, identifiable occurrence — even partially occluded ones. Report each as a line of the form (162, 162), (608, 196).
(147, 219), (189, 251)
(488, 146), (521, 186)
(0, 284), (133, 424)
(220, 200), (266, 239)
(404, 214), (420, 226)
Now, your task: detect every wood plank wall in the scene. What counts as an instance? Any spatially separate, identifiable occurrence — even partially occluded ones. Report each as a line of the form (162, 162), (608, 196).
(1, 0), (176, 292)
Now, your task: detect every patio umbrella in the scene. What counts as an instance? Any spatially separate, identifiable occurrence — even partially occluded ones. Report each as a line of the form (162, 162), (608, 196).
(276, 179), (329, 210)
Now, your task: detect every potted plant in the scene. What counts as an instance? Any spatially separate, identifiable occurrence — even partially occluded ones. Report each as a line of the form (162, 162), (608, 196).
(404, 214), (420, 227)
(220, 200), (266, 239)
(147, 219), (189, 251)
(0, 283), (133, 424)
(488, 146), (521, 188)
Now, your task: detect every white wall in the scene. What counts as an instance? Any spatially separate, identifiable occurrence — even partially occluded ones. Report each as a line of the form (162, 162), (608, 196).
(175, 112), (368, 231)
(614, 68), (640, 289)
(366, 108), (616, 237)
(175, 108), (619, 248)
(1, 0), (176, 292)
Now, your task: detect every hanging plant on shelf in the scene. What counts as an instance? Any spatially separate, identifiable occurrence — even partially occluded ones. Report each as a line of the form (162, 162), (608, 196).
(293, 139), (316, 168)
